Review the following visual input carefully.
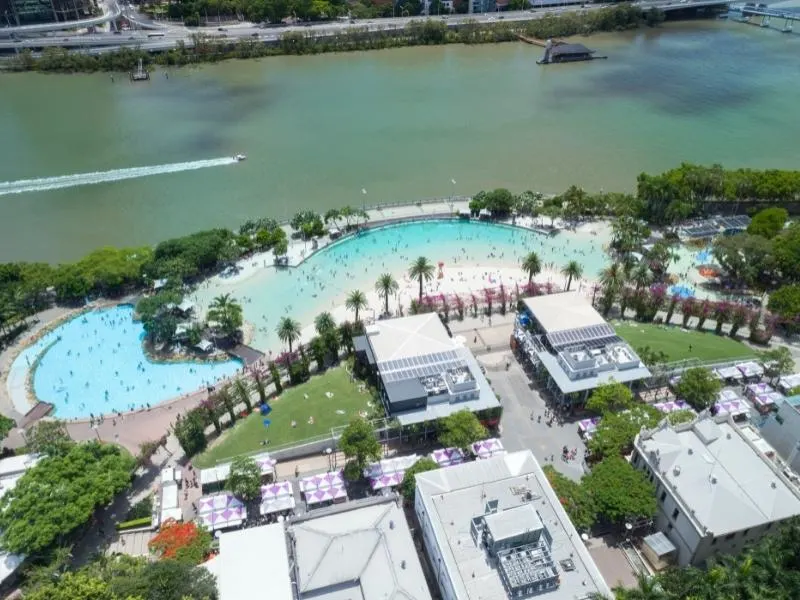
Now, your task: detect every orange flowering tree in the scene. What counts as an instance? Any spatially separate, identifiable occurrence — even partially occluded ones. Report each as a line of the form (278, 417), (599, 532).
(148, 519), (212, 564)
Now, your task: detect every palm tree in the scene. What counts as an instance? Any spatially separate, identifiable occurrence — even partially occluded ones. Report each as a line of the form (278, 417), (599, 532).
(250, 367), (269, 405)
(346, 289), (368, 322)
(232, 377), (253, 413)
(408, 257), (435, 301)
(521, 251), (542, 284)
(217, 385), (237, 424)
(200, 398), (221, 434)
(613, 572), (667, 600)
(632, 262), (653, 292)
(207, 293), (243, 341)
(276, 316), (301, 354)
(561, 260), (583, 291)
(375, 273), (399, 316)
(598, 263), (625, 316)
(314, 311), (336, 335)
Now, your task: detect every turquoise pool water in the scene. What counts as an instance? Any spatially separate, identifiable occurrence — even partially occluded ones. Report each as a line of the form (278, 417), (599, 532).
(204, 220), (612, 350)
(8, 305), (241, 419)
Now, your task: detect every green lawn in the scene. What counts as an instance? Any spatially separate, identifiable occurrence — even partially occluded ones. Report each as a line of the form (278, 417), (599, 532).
(194, 367), (376, 467)
(613, 321), (756, 363)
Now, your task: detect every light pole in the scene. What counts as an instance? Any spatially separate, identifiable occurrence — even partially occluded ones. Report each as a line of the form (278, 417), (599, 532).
(325, 447), (333, 471)
(449, 178), (456, 213)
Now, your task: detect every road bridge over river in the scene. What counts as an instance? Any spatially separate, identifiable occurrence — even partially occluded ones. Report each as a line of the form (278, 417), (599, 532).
(0, 0), (730, 53)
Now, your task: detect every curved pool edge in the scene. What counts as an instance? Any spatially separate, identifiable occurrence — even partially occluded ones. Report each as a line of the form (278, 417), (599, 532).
(6, 304), (244, 422)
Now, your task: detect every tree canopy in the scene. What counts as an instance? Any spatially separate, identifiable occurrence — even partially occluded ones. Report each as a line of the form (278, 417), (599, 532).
(585, 381), (635, 415)
(225, 456), (262, 501)
(748, 207), (788, 239)
(400, 457), (439, 502)
(437, 410), (487, 450)
(588, 405), (661, 459)
(543, 465), (596, 531)
(583, 456), (657, 525)
(339, 417), (380, 473)
(0, 442), (135, 554)
(768, 285), (800, 331)
(24, 419), (73, 457)
(676, 367), (721, 411)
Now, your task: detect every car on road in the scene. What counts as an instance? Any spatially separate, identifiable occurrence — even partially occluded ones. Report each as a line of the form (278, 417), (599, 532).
(113, 30), (121, 34)
(251, 32), (259, 37)
(62, 37), (69, 41)
(218, 27), (227, 31)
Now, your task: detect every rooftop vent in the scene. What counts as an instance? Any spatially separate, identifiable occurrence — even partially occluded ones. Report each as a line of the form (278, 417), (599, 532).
(401, 560), (406, 570)
(389, 520), (395, 530)
(710, 477), (718, 484)
(771, 481), (777, 489)
(688, 448), (693, 455)
(673, 466), (681, 476)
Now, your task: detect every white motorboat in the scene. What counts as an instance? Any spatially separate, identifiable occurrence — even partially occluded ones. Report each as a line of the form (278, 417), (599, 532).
(234, 153), (247, 162)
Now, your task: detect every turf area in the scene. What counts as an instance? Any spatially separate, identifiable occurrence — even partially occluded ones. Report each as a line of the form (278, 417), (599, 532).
(613, 321), (756, 363)
(194, 367), (375, 467)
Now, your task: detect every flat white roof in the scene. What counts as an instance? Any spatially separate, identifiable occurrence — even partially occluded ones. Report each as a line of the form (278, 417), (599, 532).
(636, 416), (800, 536)
(0, 454), (38, 480)
(365, 313), (456, 364)
(415, 450), (611, 600)
(291, 500), (430, 600)
(218, 524), (293, 600)
(0, 454), (39, 586)
(523, 291), (606, 333)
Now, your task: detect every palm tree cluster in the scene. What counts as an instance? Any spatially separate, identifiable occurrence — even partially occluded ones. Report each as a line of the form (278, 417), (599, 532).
(611, 517), (800, 600)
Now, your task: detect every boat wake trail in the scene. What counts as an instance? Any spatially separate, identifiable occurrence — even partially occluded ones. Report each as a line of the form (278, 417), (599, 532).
(0, 157), (239, 196)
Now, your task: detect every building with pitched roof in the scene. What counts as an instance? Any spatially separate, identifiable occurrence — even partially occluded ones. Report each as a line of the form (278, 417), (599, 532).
(354, 314), (500, 426)
(514, 292), (651, 404)
(211, 496), (431, 600)
(633, 413), (800, 566)
(414, 450), (610, 600)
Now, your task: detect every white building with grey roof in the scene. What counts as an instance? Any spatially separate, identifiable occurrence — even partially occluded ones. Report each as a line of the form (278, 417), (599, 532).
(211, 496), (431, 600)
(413, 450), (611, 600)
(514, 292), (651, 404)
(354, 313), (500, 426)
(633, 413), (800, 566)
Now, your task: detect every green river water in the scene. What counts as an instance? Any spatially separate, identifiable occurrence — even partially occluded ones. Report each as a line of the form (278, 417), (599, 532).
(1, 20), (799, 262)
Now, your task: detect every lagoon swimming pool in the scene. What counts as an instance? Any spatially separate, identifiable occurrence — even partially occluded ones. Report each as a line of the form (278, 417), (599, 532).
(199, 219), (613, 350)
(7, 305), (241, 419)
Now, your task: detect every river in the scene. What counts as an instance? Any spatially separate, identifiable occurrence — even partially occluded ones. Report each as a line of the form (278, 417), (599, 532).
(1, 19), (799, 262)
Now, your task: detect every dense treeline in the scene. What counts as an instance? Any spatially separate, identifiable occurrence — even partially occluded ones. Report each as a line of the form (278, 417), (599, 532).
(614, 517), (800, 600)
(638, 162), (800, 224)
(0, 218), (285, 335)
(5, 5), (647, 73)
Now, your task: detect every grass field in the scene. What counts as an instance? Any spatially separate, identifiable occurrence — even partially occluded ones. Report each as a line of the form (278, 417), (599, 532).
(194, 367), (376, 467)
(613, 321), (756, 364)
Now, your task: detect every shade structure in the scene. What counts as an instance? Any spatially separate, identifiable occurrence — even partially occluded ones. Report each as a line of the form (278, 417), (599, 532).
(362, 454), (419, 479)
(714, 399), (749, 418)
(259, 495), (296, 516)
(778, 373), (800, 394)
(654, 400), (693, 414)
(745, 382), (774, 399)
(299, 470), (344, 494)
(718, 389), (741, 403)
(754, 391), (784, 408)
(430, 447), (465, 467)
(198, 492), (243, 512)
(577, 417), (600, 434)
(370, 471), (405, 491)
(200, 451), (276, 488)
(471, 438), (505, 459)
(715, 366), (744, 381)
(305, 484), (347, 505)
(261, 480), (293, 501)
(197, 493), (247, 531)
(736, 361), (764, 378)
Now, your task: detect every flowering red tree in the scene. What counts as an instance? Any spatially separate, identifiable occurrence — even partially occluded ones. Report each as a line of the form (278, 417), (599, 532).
(148, 519), (212, 564)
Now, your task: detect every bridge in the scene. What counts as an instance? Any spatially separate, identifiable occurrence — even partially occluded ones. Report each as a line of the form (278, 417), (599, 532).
(0, 1), (731, 52)
(729, 3), (800, 32)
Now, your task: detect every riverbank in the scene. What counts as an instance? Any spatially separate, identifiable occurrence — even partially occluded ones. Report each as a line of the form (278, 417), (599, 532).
(5, 4), (651, 73)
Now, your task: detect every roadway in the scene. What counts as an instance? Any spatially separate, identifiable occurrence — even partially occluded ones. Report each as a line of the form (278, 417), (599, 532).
(0, 0), (729, 52)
